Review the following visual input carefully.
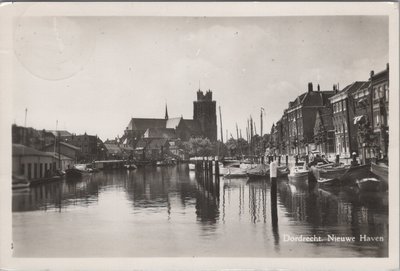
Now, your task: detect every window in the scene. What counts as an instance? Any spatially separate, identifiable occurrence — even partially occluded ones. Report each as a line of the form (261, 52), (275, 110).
(374, 88), (379, 99)
(376, 115), (380, 126)
(343, 100), (346, 111)
(338, 102), (342, 112)
(27, 163), (32, 180)
(34, 163), (38, 179)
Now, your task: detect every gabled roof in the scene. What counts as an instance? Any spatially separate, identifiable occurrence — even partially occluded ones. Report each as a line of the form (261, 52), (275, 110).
(104, 143), (122, 154)
(60, 141), (80, 150)
(12, 144), (55, 157)
(302, 90), (335, 107)
(127, 118), (167, 131)
(332, 81), (368, 98)
(144, 128), (176, 139)
(166, 117), (182, 129)
(49, 130), (72, 137)
(371, 67), (389, 83)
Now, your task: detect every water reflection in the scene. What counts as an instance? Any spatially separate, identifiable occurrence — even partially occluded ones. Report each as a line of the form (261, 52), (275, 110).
(12, 164), (388, 257)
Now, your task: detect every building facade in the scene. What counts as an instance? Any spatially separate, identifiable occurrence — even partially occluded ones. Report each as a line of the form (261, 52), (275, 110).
(12, 144), (56, 180)
(330, 81), (367, 158)
(370, 64), (389, 160)
(285, 83), (335, 156)
(123, 89), (218, 147)
(193, 90), (218, 141)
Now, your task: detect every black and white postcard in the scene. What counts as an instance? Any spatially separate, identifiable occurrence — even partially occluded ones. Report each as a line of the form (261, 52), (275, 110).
(0, 2), (398, 270)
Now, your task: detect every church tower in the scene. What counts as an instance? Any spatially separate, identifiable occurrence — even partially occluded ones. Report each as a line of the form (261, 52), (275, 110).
(193, 89), (217, 141)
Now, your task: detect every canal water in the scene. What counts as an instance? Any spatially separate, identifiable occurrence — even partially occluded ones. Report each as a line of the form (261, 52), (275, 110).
(12, 164), (388, 257)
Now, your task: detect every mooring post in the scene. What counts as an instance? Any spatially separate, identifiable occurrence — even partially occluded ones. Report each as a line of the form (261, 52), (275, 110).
(285, 155), (288, 166)
(209, 159), (213, 184)
(270, 160), (278, 228)
(278, 156), (281, 166)
(295, 155), (298, 166)
(215, 156), (220, 177)
(335, 154), (340, 165)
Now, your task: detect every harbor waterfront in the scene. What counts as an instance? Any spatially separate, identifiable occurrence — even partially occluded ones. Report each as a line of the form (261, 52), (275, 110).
(12, 164), (388, 257)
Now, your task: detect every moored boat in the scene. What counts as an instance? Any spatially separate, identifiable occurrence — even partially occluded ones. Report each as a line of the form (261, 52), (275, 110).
(288, 163), (309, 178)
(12, 175), (30, 189)
(156, 159), (175, 166)
(277, 166), (290, 177)
(339, 164), (375, 186)
(371, 162), (388, 185)
(317, 177), (341, 186)
(224, 165), (247, 178)
(66, 164), (92, 178)
(356, 177), (381, 192)
(124, 163), (137, 170)
(317, 164), (350, 179)
(188, 163), (195, 171)
(247, 164), (270, 179)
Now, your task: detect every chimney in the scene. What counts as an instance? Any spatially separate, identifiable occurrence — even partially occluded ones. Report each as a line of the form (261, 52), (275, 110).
(333, 84), (336, 92)
(308, 82), (313, 92)
(317, 84), (320, 91)
(370, 70), (374, 78)
(386, 63), (389, 71)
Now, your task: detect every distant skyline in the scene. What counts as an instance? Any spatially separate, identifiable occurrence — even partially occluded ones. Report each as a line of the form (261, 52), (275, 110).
(13, 16), (388, 141)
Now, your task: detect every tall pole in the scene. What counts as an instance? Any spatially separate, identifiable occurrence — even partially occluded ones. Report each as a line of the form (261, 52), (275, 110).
(250, 116), (254, 155)
(58, 131), (61, 171)
(236, 123), (239, 140)
(54, 120), (58, 155)
(24, 108), (28, 127)
(219, 106), (223, 143)
(261, 108), (264, 137)
(226, 129), (228, 143)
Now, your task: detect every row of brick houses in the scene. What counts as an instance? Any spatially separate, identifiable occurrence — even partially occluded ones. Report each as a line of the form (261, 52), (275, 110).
(269, 64), (389, 163)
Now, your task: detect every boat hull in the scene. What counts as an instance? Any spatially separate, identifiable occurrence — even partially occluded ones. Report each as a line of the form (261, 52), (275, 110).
(371, 162), (388, 185)
(319, 166), (349, 179)
(66, 168), (91, 178)
(317, 178), (341, 186)
(356, 178), (381, 192)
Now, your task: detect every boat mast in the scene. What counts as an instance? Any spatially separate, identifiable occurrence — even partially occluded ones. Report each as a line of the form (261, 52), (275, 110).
(260, 107), (264, 137)
(219, 106), (223, 143)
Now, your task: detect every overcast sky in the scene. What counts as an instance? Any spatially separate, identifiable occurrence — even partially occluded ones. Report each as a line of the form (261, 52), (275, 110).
(13, 16), (388, 141)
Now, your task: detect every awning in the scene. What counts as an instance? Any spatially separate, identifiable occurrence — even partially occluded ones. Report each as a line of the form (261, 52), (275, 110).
(353, 115), (365, 125)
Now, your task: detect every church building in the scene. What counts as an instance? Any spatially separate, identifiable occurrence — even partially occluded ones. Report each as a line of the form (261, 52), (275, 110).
(122, 90), (218, 147)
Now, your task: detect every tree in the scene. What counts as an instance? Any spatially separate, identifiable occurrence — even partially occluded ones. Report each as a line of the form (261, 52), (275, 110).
(225, 138), (249, 157)
(183, 137), (214, 157)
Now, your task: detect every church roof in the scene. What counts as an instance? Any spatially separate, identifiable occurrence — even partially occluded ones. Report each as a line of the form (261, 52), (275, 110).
(144, 128), (177, 139)
(127, 118), (167, 131)
(166, 117), (182, 129)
